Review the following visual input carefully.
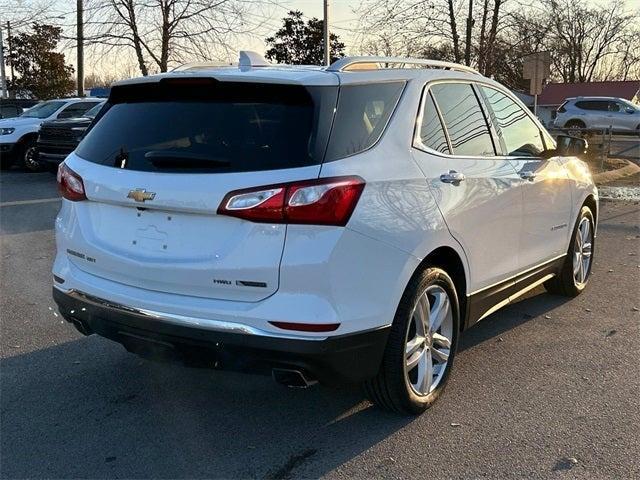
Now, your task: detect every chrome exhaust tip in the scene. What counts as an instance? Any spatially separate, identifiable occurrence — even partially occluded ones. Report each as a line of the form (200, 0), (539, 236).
(272, 368), (317, 388)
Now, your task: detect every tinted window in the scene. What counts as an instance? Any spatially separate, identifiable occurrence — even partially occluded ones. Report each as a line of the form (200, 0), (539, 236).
(58, 102), (100, 119)
(20, 101), (66, 118)
(416, 91), (449, 154)
(430, 83), (494, 156)
(481, 86), (545, 157)
(77, 82), (337, 173)
(575, 101), (608, 111)
(84, 102), (105, 118)
(0, 105), (20, 118)
(325, 82), (405, 161)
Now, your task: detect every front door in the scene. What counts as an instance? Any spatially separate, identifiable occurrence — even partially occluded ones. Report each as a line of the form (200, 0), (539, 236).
(480, 86), (573, 271)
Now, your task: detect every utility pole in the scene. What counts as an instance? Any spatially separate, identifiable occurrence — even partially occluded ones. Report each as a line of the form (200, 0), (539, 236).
(77, 0), (85, 97)
(323, 0), (330, 66)
(0, 27), (7, 98)
(6, 21), (14, 94)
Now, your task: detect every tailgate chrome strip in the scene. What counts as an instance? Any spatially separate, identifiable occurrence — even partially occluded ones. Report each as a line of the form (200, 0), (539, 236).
(54, 286), (328, 341)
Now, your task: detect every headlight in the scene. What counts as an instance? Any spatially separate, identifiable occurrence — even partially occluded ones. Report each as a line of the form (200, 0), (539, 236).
(0, 127), (15, 135)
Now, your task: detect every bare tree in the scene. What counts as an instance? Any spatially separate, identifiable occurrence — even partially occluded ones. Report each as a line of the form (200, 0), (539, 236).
(83, 0), (271, 75)
(545, 0), (636, 83)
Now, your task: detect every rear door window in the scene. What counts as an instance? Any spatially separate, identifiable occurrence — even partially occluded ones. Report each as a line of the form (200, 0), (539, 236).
(415, 91), (450, 154)
(76, 81), (338, 173)
(430, 83), (495, 156)
(324, 82), (405, 161)
(575, 101), (608, 111)
(481, 86), (545, 157)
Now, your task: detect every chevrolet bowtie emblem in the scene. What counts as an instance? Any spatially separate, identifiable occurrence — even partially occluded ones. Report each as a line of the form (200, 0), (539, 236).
(127, 189), (156, 203)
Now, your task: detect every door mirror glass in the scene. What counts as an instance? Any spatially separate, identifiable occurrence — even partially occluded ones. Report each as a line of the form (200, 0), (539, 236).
(556, 134), (588, 157)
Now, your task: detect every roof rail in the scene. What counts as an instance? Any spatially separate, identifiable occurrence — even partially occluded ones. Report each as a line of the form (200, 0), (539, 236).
(327, 56), (480, 75)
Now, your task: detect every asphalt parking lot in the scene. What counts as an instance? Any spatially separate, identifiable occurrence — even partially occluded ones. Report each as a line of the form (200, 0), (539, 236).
(1, 170), (639, 479)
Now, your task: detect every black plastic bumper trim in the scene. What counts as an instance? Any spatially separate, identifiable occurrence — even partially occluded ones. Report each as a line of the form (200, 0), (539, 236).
(53, 287), (390, 385)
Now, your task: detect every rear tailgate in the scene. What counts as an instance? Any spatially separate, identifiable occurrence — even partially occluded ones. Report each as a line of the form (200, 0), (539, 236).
(64, 157), (321, 302)
(61, 79), (337, 302)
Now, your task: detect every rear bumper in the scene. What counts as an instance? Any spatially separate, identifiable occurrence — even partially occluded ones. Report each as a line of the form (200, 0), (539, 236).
(53, 286), (390, 385)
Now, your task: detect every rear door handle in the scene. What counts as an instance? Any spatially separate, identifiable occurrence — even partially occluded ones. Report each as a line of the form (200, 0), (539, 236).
(520, 171), (536, 181)
(440, 170), (466, 184)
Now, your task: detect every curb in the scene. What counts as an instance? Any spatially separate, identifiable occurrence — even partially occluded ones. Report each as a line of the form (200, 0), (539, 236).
(593, 160), (640, 185)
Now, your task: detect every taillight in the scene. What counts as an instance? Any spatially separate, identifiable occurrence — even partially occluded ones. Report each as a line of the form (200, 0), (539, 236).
(218, 176), (365, 226)
(57, 163), (87, 201)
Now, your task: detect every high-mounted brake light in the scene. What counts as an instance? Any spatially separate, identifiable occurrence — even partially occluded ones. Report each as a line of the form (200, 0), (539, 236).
(217, 176), (365, 226)
(57, 163), (87, 201)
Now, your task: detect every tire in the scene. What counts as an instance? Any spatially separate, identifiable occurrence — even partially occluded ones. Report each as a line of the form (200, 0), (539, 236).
(565, 120), (585, 137)
(545, 206), (595, 297)
(364, 267), (460, 415)
(21, 138), (44, 172)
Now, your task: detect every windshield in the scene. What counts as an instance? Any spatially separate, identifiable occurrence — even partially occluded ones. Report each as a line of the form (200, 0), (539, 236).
(20, 100), (67, 119)
(77, 81), (337, 173)
(620, 99), (638, 110)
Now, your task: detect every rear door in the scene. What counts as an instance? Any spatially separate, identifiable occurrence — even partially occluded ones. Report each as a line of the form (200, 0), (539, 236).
(575, 100), (608, 129)
(65, 79), (337, 302)
(411, 81), (523, 293)
(480, 86), (572, 270)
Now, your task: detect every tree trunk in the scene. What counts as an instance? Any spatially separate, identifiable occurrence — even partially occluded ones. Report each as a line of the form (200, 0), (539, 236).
(477, 0), (490, 73)
(483, 0), (502, 76)
(447, 0), (462, 63)
(464, 0), (474, 66)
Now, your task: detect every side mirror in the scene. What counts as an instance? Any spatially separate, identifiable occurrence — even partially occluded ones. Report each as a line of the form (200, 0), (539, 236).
(625, 107), (635, 114)
(556, 134), (588, 157)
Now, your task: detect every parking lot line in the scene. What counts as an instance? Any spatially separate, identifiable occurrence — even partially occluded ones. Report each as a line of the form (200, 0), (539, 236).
(0, 197), (61, 208)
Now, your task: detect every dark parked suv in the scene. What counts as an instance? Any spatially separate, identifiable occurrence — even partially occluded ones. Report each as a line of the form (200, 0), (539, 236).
(37, 102), (104, 170)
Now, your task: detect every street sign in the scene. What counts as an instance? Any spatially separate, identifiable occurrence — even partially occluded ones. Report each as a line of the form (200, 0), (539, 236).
(523, 51), (551, 95)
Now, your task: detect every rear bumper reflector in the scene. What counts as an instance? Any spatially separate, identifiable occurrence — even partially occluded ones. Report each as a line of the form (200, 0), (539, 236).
(269, 321), (340, 332)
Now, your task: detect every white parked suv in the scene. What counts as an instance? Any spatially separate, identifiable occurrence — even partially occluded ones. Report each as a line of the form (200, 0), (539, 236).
(0, 97), (102, 171)
(553, 96), (640, 135)
(53, 52), (598, 414)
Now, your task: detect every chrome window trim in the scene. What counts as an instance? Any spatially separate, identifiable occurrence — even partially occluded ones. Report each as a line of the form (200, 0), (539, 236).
(412, 78), (556, 158)
(412, 79), (499, 159)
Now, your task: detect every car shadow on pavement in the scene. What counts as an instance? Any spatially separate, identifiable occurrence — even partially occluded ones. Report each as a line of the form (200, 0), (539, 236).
(459, 287), (569, 353)
(0, 288), (570, 479)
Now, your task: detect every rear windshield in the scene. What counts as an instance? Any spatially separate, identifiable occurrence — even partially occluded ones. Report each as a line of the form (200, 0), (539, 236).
(76, 80), (337, 173)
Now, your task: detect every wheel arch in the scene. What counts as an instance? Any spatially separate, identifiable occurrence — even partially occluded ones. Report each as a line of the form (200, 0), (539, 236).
(414, 246), (468, 331)
(17, 131), (38, 144)
(583, 194), (598, 225)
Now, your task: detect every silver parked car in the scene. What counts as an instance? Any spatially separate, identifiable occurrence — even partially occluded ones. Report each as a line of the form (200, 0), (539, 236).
(554, 96), (640, 135)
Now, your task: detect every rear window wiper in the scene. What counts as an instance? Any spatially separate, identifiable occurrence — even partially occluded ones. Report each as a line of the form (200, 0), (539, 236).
(144, 150), (231, 168)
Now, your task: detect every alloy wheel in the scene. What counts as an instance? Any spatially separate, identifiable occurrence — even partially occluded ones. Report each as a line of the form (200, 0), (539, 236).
(404, 285), (453, 396)
(573, 217), (593, 285)
(24, 146), (40, 171)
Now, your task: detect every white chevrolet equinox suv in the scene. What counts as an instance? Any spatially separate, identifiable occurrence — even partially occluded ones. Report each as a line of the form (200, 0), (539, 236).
(53, 52), (598, 414)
